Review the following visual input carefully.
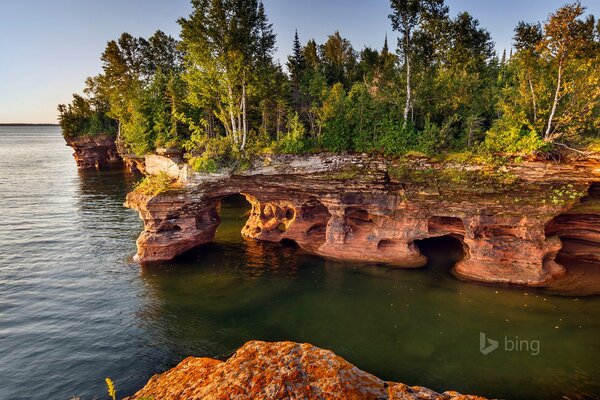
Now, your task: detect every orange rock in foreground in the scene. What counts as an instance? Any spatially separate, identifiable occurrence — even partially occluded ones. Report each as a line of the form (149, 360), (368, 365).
(125, 341), (486, 400)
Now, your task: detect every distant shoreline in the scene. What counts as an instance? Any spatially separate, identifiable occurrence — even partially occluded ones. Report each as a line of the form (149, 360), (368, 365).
(0, 123), (59, 126)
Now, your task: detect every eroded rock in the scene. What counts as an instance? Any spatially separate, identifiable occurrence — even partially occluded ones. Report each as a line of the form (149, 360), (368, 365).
(64, 134), (121, 169)
(124, 154), (600, 286)
(125, 341), (486, 400)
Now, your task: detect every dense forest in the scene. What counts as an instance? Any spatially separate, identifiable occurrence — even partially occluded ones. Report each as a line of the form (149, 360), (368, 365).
(58, 0), (600, 170)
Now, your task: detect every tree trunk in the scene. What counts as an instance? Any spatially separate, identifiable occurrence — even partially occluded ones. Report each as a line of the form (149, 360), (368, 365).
(545, 62), (563, 139)
(528, 74), (537, 122)
(241, 81), (247, 151)
(403, 32), (412, 125)
(276, 102), (282, 136)
(227, 85), (238, 144)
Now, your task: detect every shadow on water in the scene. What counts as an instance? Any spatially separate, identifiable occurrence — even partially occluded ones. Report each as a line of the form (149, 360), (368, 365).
(136, 197), (600, 400)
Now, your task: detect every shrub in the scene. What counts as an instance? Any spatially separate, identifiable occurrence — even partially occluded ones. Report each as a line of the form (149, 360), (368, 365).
(376, 116), (417, 155)
(276, 112), (310, 154)
(134, 172), (176, 196)
(189, 155), (219, 173)
(483, 115), (546, 155)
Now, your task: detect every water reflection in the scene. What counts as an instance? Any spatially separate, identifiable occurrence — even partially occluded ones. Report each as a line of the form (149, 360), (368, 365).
(134, 197), (600, 400)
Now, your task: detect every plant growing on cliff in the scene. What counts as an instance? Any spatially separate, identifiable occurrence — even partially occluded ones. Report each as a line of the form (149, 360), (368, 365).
(134, 172), (178, 196)
(59, 1), (599, 160)
(58, 94), (117, 138)
(491, 2), (600, 152)
(545, 183), (587, 205)
(276, 112), (311, 154)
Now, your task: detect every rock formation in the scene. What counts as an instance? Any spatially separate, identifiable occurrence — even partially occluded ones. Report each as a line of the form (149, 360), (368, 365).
(125, 340), (486, 400)
(125, 154), (600, 286)
(64, 134), (121, 169)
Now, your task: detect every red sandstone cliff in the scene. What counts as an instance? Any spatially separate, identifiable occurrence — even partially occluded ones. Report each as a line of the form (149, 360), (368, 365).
(125, 341), (486, 400)
(125, 154), (600, 287)
(64, 134), (121, 169)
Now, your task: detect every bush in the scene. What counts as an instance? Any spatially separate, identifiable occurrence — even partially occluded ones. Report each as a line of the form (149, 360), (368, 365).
(183, 135), (234, 173)
(276, 112), (311, 154)
(134, 172), (176, 196)
(483, 115), (546, 155)
(321, 115), (351, 152)
(189, 155), (219, 173)
(376, 116), (417, 155)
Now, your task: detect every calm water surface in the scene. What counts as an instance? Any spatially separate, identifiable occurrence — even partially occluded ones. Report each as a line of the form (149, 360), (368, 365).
(0, 126), (599, 400)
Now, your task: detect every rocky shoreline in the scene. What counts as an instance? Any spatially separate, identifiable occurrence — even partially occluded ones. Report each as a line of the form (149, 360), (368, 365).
(125, 341), (487, 400)
(125, 153), (600, 287)
(64, 134), (121, 169)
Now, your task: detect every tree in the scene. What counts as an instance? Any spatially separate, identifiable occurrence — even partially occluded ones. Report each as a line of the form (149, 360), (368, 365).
(445, 12), (494, 72)
(540, 2), (590, 140)
(179, 0), (278, 151)
(514, 22), (543, 123)
(320, 31), (357, 87)
(287, 30), (306, 108)
(303, 39), (320, 70)
(58, 94), (117, 138)
(389, 0), (447, 124)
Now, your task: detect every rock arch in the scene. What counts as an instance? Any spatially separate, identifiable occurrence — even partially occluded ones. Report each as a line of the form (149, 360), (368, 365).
(545, 183), (600, 266)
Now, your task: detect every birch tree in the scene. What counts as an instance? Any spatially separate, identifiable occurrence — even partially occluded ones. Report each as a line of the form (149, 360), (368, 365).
(389, 0), (447, 125)
(179, 0), (276, 152)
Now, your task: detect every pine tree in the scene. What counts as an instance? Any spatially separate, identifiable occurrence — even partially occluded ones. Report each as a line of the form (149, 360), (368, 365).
(287, 30), (306, 107)
(382, 34), (390, 56)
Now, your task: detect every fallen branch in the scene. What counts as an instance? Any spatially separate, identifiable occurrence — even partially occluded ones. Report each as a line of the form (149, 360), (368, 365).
(553, 142), (592, 155)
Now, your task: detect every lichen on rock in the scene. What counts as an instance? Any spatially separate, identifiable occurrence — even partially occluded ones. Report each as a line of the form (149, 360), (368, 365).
(125, 341), (487, 400)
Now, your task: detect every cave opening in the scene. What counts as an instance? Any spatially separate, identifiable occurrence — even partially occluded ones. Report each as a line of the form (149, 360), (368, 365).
(545, 182), (600, 267)
(279, 238), (299, 248)
(214, 193), (253, 243)
(414, 235), (467, 265)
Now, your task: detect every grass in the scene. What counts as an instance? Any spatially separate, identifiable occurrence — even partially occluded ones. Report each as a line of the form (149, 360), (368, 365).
(134, 172), (178, 196)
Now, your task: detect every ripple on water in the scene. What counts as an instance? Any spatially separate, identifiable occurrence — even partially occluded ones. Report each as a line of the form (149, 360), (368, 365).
(0, 127), (599, 400)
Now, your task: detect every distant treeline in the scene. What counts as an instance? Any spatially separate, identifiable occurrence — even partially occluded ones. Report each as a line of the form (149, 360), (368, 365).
(58, 0), (600, 170)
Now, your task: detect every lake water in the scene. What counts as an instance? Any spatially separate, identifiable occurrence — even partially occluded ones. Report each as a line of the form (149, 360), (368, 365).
(0, 126), (599, 400)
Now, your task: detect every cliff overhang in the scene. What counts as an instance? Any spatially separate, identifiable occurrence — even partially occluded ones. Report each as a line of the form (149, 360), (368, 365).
(64, 134), (121, 169)
(125, 153), (600, 287)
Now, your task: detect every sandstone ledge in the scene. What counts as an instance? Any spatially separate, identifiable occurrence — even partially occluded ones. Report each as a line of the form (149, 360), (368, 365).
(125, 154), (600, 286)
(64, 134), (121, 169)
(125, 341), (486, 400)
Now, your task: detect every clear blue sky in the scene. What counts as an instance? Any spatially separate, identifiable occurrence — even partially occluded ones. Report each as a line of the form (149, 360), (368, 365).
(1, 0), (597, 123)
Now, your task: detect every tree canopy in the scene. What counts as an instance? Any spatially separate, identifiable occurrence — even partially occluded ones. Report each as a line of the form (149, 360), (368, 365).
(59, 0), (600, 166)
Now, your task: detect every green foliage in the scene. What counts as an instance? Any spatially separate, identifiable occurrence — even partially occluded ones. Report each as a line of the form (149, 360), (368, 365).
(483, 114), (546, 155)
(60, 1), (600, 165)
(189, 155), (219, 173)
(276, 112), (311, 154)
(545, 184), (587, 205)
(376, 117), (418, 155)
(134, 172), (177, 196)
(185, 135), (233, 173)
(58, 94), (117, 137)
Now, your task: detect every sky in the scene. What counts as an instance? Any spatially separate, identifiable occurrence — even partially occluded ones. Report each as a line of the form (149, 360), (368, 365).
(1, 0), (598, 124)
